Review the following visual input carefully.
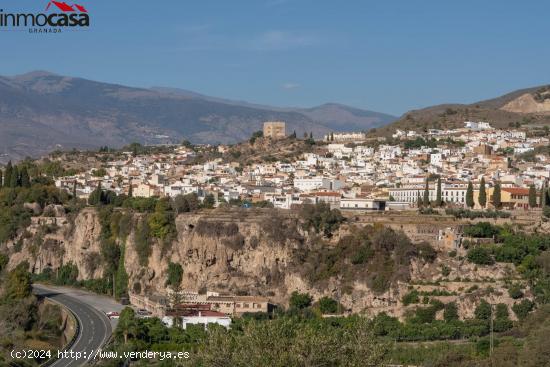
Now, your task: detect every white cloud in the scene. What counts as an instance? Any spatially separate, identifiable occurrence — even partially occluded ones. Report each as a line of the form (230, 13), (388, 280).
(282, 82), (301, 90)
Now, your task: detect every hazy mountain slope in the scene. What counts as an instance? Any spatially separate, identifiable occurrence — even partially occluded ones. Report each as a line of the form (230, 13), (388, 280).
(295, 103), (396, 132)
(0, 72), (395, 163)
(151, 87), (397, 132)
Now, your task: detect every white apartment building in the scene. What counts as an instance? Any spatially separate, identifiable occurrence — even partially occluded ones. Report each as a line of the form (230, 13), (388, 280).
(294, 177), (342, 192)
(388, 184), (468, 205)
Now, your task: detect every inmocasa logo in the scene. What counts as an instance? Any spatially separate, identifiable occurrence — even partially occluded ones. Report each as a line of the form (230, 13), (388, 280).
(0, 1), (90, 33)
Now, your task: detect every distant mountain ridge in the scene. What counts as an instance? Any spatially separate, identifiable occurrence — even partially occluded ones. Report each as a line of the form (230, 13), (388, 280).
(0, 71), (396, 163)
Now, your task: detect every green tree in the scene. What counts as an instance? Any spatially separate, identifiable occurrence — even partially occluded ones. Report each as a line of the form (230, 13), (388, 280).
(444, 302), (459, 321)
(0, 169), (3, 187)
(4, 161), (13, 188)
(436, 177), (442, 206)
(249, 130), (263, 144)
(475, 299), (492, 320)
(0, 252), (8, 272)
(493, 181), (502, 209)
(166, 262), (183, 288)
(88, 182), (103, 205)
(4, 261), (32, 300)
(202, 194), (215, 209)
(512, 299), (535, 320)
(9, 165), (19, 187)
(540, 181), (548, 209)
(529, 184), (537, 208)
(289, 291), (312, 309)
(423, 179), (430, 206)
(466, 181), (474, 208)
(479, 177), (487, 208)
(318, 296), (338, 314)
(19, 167), (30, 188)
(197, 317), (389, 367)
(115, 244), (129, 299)
(117, 307), (138, 344)
(467, 246), (495, 265)
(72, 180), (77, 199)
(495, 303), (509, 319)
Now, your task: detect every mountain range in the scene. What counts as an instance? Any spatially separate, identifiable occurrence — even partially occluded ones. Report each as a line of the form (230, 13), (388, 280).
(0, 71), (396, 163)
(1, 71), (549, 164)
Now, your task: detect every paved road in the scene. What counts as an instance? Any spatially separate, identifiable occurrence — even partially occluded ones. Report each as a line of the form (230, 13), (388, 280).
(33, 285), (122, 367)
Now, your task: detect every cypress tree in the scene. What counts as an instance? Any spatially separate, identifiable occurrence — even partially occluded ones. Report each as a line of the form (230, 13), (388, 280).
(88, 182), (103, 205)
(541, 181), (548, 209)
(128, 181), (133, 197)
(72, 180), (77, 199)
(529, 184), (537, 208)
(4, 161), (13, 188)
(540, 181), (548, 208)
(9, 165), (19, 188)
(466, 181), (474, 208)
(0, 169), (2, 187)
(20, 167), (30, 188)
(493, 181), (502, 209)
(423, 179), (430, 207)
(436, 178), (442, 206)
(479, 177), (487, 208)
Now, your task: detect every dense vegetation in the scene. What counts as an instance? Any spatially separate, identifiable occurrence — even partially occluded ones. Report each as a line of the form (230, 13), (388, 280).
(0, 262), (64, 366)
(100, 307), (389, 367)
(292, 224), (434, 294)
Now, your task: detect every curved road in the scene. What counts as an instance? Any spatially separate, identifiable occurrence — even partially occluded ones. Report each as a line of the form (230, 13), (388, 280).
(33, 285), (115, 367)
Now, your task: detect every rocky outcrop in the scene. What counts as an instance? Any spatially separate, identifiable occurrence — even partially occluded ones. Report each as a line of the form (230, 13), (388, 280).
(501, 93), (550, 114)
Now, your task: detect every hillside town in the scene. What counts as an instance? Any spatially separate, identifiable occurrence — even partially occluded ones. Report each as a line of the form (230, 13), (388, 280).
(53, 121), (550, 212)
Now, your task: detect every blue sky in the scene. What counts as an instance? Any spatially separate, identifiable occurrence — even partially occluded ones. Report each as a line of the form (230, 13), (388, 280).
(1, 0), (549, 115)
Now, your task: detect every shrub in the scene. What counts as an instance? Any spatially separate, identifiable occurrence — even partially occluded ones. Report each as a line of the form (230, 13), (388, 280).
(463, 222), (500, 238)
(299, 202), (344, 237)
(318, 296), (339, 314)
(412, 306), (437, 324)
(416, 242), (437, 263)
(289, 291), (312, 309)
(444, 302), (459, 321)
(512, 299), (535, 320)
(474, 300), (492, 320)
(508, 284), (524, 299)
(56, 262), (79, 286)
(495, 303), (509, 319)
(402, 290), (420, 306)
(166, 262), (183, 287)
(467, 247), (494, 265)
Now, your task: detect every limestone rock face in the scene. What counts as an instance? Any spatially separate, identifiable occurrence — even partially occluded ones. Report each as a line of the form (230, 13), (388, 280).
(6, 207), (532, 319)
(7, 208), (103, 280)
(501, 93), (550, 114)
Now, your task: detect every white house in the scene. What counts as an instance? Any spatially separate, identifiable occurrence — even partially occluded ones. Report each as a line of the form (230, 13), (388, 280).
(162, 310), (231, 329)
(340, 198), (386, 210)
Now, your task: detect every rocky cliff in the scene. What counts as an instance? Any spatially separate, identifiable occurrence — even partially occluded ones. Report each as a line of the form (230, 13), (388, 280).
(5, 207), (527, 318)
